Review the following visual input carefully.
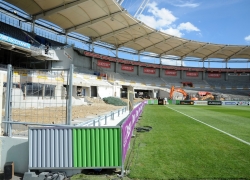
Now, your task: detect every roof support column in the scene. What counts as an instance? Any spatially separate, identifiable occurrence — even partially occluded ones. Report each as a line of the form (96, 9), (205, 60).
(91, 41), (94, 52)
(115, 48), (118, 73)
(181, 57), (184, 67)
(90, 41), (95, 70)
(138, 53), (140, 62)
(31, 17), (35, 33)
(225, 59), (229, 81)
(116, 48), (118, 58)
(202, 58), (205, 81)
(159, 56), (162, 78)
(65, 33), (68, 44)
(180, 56), (185, 80)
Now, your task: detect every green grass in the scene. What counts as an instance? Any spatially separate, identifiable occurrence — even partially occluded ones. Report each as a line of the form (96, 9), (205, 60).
(127, 105), (250, 179)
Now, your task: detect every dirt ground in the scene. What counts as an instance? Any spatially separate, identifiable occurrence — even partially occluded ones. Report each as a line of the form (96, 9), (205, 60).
(7, 98), (144, 124)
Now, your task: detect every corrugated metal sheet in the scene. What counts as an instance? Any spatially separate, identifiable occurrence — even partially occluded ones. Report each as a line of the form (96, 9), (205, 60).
(29, 128), (73, 168)
(73, 128), (122, 167)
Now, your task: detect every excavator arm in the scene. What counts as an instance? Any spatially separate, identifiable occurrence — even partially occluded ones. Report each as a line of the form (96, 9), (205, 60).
(169, 86), (188, 100)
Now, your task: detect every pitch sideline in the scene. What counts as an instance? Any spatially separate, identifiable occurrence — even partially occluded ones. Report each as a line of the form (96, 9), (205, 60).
(166, 106), (250, 146)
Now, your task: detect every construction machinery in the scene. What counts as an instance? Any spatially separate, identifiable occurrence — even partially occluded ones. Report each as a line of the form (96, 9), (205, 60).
(198, 91), (214, 100)
(169, 86), (214, 100)
(169, 86), (188, 100)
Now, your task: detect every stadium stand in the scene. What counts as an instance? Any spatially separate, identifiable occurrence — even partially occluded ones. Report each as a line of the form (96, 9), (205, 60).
(0, 2), (249, 101)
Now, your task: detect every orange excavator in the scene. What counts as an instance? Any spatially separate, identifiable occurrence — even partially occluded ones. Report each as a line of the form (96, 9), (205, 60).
(169, 86), (188, 100)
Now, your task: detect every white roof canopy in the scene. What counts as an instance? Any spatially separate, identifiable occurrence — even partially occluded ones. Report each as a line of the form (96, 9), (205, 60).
(5, 0), (250, 61)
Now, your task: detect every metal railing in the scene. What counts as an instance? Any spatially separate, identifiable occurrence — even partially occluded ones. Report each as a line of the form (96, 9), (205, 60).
(75, 107), (128, 127)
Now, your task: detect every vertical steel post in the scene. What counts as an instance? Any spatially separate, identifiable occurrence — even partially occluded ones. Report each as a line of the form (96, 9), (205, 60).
(66, 64), (73, 125)
(104, 115), (107, 125)
(121, 126), (124, 177)
(4, 64), (13, 136)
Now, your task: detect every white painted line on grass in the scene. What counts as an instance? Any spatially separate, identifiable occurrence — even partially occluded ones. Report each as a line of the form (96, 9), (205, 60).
(166, 106), (250, 146)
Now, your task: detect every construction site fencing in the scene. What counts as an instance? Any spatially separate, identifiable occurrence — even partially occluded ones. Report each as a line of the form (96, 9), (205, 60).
(27, 100), (147, 175)
(2, 64), (73, 136)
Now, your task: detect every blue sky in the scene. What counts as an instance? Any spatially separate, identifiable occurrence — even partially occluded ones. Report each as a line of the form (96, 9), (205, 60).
(122, 0), (250, 45)
(114, 0), (250, 68)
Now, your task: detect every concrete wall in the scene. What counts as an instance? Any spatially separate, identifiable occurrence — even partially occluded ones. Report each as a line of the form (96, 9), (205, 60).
(73, 54), (92, 69)
(52, 47), (92, 71)
(92, 59), (116, 72)
(139, 67), (159, 77)
(182, 71), (203, 80)
(162, 70), (181, 79)
(0, 136), (29, 173)
(227, 74), (249, 81)
(97, 86), (113, 98)
(159, 89), (169, 98)
(116, 64), (138, 75)
(51, 48), (75, 69)
(205, 72), (225, 80)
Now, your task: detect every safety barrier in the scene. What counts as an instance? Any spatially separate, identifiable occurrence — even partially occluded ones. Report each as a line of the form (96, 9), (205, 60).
(147, 99), (158, 105)
(178, 100), (250, 106)
(29, 127), (121, 169)
(28, 101), (147, 175)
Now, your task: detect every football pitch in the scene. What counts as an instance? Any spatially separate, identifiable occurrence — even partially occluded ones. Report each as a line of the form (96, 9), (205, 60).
(127, 104), (250, 179)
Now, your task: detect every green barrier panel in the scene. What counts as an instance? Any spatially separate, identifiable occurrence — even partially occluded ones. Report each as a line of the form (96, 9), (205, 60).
(148, 99), (153, 104)
(73, 128), (121, 167)
(154, 99), (158, 104)
(168, 100), (172, 104)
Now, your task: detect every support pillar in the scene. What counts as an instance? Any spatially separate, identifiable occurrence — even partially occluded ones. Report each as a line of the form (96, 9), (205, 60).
(42, 84), (45, 99)
(31, 17), (35, 34)
(91, 57), (94, 70)
(159, 56), (162, 78)
(138, 52), (141, 76)
(65, 33), (68, 44)
(115, 62), (118, 73)
(115, 48), (118, 73)
(202, 58), (205, 80)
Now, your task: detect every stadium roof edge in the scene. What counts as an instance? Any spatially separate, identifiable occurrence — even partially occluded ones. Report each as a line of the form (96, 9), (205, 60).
(4, 0), (250, 62)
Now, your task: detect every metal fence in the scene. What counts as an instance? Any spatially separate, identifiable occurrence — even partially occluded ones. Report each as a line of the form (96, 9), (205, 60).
(2, 64), (73, 136)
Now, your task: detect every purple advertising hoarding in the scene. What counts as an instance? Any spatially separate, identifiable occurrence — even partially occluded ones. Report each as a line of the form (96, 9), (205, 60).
(121, 101), (147, 161)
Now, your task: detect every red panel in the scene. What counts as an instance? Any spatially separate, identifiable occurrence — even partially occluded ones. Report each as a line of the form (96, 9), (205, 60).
(165, 70), (177, 76)
(186, 71), (199, 77)
(208, 73), (221, 78)
(121, 64), (134, 72)
(97, 60), (111, 68)
(143, 68), (155, 74)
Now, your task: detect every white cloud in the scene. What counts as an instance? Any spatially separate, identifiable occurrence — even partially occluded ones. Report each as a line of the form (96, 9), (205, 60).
(175, 2), (199, 8)
(245, 35), (250, 42)
(138, 2), (177, 29)
(177, 22), (200, 32)
(138, 1), (200, 38)
(164, 0), (200, 8)
(161, 27), (183, 37)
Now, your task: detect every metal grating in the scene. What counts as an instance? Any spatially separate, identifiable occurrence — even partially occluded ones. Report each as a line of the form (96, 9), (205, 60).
(29, 128), (73, 168)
